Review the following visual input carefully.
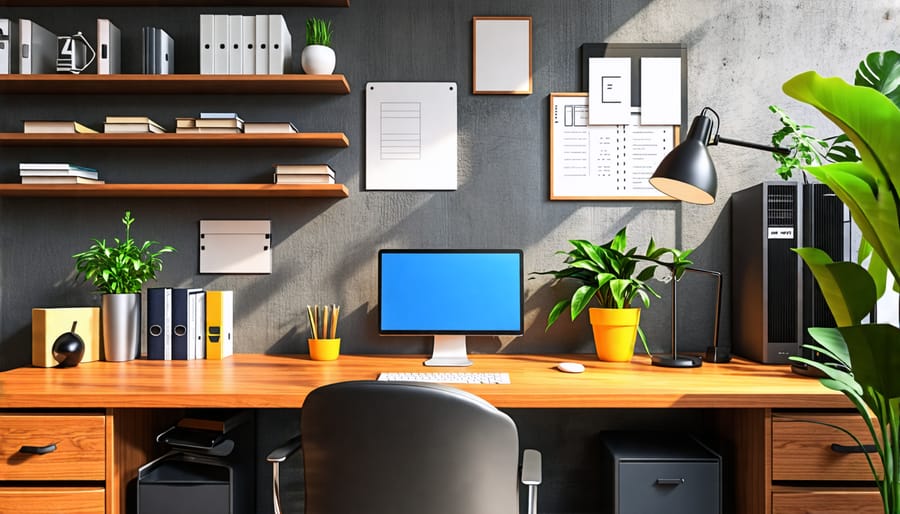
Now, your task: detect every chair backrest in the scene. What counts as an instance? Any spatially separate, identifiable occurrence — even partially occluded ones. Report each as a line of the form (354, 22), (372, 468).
(300, 380), (521, 514)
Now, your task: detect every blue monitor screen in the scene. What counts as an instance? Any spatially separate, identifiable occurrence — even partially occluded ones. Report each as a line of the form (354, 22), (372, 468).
(379, 250), (524, 334)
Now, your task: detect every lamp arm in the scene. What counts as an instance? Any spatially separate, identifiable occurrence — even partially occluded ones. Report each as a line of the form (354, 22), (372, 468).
(715, 135), (790, 156)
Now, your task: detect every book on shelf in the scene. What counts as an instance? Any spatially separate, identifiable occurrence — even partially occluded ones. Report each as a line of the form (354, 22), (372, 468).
(104, 122), (166, 134)
(274, 174), (335, 185)
(244, 121), (298, 134)
(274, 164), (335, 176)
(21, 176), (105, 185)
(97, 18), (122, 74)
(176, 127), (242, 134)
(20, 163), (99, 180)
(200, 112), (242, 120)
(23, 120), (98, 134)
(105, 116), (164, 127)
(142, 26), (174, 74)
(195, 118), (244, 130)
(176, 117), (197, 129)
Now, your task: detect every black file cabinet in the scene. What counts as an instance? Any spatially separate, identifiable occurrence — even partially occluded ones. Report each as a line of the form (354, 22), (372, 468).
(599, 431), (721, 514)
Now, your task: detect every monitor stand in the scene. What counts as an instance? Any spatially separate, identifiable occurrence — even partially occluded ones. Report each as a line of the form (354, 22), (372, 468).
(424, 335), (473, 367)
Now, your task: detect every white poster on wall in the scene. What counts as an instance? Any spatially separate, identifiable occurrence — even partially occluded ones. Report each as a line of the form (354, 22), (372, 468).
(365, 82), (458, 190)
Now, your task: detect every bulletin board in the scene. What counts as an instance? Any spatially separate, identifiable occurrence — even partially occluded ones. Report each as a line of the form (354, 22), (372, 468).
(548, 43), (687, 200)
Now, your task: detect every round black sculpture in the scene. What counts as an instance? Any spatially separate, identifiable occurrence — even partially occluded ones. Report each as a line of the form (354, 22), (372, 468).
(52, 321), (85, 368)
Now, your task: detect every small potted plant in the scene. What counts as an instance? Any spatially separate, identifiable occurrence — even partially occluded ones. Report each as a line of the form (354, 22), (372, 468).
(72, 211), (175, 361)
(301, 17), (335, 75)
(533, 226), (692, 361)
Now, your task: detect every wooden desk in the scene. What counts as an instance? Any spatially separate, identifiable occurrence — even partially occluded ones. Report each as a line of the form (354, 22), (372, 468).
(0, 354), (870, 514)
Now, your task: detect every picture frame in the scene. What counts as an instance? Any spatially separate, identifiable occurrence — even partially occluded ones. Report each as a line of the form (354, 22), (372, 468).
(472, 16), (532, 95)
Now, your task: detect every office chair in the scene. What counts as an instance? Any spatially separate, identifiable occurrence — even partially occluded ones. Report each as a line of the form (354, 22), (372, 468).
(267, 380), (542, 514)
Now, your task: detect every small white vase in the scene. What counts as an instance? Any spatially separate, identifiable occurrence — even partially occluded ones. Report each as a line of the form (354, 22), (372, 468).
(301, 45), (336, 75)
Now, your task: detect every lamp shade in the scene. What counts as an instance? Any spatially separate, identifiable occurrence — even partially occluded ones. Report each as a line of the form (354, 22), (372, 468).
(649, 115), (717, 205)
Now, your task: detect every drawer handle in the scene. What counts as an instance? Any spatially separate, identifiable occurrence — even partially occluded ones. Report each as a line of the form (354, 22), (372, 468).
(656, 478), (685, 486)
(19, 443), (57, 455)
(831, 443), (878, 454)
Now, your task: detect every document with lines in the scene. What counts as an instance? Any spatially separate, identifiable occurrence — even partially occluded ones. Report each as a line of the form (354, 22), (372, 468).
(365, 82), (457, 190)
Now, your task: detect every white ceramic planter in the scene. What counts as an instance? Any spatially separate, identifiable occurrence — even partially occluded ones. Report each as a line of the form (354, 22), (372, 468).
(301, 45), (336, 75)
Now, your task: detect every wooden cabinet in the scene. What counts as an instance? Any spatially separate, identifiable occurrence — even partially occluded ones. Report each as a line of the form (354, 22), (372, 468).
(770, 412), (882, 514)
(0, 413), (106, 513)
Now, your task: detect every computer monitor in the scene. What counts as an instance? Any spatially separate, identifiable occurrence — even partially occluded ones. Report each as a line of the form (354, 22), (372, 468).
(378, 249), (524, 366)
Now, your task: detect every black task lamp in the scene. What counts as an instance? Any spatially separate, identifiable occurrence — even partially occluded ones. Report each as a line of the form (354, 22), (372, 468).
(648, 107), (789, 366)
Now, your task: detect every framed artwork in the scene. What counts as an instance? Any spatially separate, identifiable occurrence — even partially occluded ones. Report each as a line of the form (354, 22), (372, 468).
(472, 16), (532, 95)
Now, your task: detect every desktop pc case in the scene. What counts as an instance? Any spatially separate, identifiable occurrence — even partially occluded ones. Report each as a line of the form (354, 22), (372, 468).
(731, 181), (851, 364)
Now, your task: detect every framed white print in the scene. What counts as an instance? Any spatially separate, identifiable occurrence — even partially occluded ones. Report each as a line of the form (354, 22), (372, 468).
(473, 16), (532, 95)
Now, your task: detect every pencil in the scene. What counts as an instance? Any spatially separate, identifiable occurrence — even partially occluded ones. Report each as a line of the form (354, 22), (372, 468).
(331, 305), (340, 338)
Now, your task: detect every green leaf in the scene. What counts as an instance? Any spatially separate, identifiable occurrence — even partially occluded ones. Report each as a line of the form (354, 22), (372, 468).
(570, 285), (598, 319)
(807, 327), (851, 367)
(608, 279), (629, 309)
(855, 50), (900, 108)
(610, 227), (628, 253)
(793, 247), (877, 326)
(841, 324), (900, 402)
(546, 299), (570, 330)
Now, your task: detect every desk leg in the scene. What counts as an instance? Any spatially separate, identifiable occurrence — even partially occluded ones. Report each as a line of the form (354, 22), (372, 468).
(717, 408), (771, 514)
(105, 408), (183, 514)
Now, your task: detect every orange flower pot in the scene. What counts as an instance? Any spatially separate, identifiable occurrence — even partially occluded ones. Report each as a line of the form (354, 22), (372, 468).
(589, 308), (641, 362)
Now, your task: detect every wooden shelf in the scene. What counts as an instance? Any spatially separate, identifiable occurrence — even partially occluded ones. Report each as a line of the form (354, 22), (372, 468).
(0, 183), (349, 198)
(0, 0), (348, 5)
(0, 132), (349, 147)
(0, 74), (350, 95)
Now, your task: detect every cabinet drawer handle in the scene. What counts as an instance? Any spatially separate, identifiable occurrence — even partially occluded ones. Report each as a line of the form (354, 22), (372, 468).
(656, 478), (685, 486)
(831, 443), (877, 454)
(19, 443), (57, 455)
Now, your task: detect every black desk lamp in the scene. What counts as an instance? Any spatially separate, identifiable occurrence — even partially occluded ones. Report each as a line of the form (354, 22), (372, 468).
(648, 107), (788, 365)
(649, 107), (790, 205)
(651, 266), (724, 368)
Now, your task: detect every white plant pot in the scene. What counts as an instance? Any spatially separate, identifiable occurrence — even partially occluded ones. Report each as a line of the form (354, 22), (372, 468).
(301, 45), (336, 75)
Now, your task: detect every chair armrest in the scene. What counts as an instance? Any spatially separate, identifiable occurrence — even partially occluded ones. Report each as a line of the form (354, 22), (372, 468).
(267, 435), (302, 463)
(521, 448), (542, 485)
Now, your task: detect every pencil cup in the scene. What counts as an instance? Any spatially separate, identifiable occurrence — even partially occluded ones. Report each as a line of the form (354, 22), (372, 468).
(308, 338), (340, 361)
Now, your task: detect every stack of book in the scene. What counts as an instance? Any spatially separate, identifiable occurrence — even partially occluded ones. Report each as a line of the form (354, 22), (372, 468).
(274, 164), (335, 185)
(104, 116), (166, 134)
(20, 163), (104, 184)
(23, 120), (97, 134)
(243, 121), (298, 134)
(176, 113), (244, 134)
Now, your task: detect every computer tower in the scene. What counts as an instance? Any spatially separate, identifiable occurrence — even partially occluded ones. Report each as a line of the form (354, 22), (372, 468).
(731, 182), (804, 364)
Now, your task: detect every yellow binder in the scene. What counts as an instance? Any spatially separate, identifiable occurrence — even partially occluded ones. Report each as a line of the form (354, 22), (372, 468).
(206, 290), (234, 360)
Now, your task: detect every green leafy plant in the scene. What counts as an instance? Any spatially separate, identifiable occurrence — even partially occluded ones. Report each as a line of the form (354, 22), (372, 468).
(72, 211), (175, 295)
(780, 67), (900, 514)
(532, 226), (693, 354)
(305, 18), (333, 47)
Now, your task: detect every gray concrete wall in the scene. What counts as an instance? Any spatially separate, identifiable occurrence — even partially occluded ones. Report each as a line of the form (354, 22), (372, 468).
(1, 1), (897, 370)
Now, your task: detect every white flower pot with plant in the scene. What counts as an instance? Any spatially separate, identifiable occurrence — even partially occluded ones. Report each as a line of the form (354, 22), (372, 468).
(301, 17), (335, 75)
(72, 211), (175, 361)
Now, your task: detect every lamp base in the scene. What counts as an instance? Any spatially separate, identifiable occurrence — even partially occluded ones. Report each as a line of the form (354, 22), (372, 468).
(651, 354), (702, 368)
(704, 346), (731, 363)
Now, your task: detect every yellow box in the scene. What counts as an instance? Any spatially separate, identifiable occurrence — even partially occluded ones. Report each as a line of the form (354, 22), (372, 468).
(32, 307), (101, 367)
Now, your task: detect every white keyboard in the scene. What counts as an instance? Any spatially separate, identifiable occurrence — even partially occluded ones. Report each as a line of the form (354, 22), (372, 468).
(377, 371), (511, 385)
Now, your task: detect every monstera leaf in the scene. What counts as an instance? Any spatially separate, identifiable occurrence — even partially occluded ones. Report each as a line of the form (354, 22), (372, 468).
(855, 50), (900, 108)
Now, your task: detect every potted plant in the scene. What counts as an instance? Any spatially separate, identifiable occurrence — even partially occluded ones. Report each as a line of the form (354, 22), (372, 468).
(533, 227), (693, 361)
(73, 211), (175, 361)
(301, 17), (335, 75)
(778, 59), (900, 514)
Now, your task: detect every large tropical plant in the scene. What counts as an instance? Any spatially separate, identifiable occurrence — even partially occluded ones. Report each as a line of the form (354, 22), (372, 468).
(533, 226), (693, 354)
(782, 65), (900, 514)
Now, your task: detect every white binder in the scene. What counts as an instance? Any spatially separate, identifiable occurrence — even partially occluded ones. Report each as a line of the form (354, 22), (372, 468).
(267, 14), (291, 75)
(254, 14), (268, 74)
(97, 19), (121, 74)
(20, 19), (57, 74)
(1, 19), (18, 74)
(158, 28), (174, 74)
(241, 15), (255, 75)
(227, 15), (242, 74)
(199, 14), (214, 74)
(213, 14), (228, 74)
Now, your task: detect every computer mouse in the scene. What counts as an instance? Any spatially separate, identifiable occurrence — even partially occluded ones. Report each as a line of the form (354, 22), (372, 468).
(557, 362), (585, 373)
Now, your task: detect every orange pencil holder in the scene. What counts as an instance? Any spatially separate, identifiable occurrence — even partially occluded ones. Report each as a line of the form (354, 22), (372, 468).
(308, 338), (341, 361)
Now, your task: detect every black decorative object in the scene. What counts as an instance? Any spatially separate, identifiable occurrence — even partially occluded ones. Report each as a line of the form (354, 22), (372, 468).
(52, 321), (85, 368)
(649, 107), (790, 205)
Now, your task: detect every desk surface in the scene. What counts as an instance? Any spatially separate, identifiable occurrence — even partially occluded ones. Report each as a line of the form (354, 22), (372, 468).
(0, 353), (848, 409)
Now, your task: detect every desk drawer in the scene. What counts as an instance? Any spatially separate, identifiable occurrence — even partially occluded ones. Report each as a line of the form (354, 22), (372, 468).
(772, 413), (880, 481)
(0, 414), (105, 481)
(0, 486), (105, 514)
(772, 487), (882, 514)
